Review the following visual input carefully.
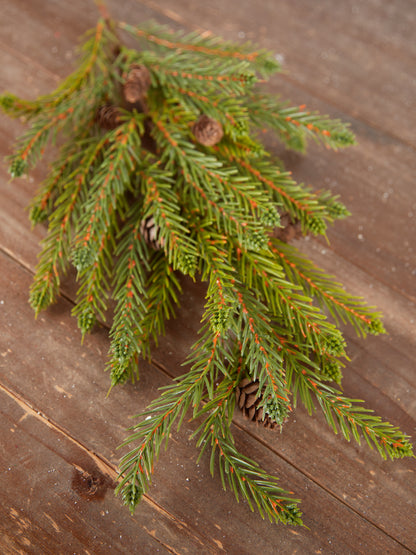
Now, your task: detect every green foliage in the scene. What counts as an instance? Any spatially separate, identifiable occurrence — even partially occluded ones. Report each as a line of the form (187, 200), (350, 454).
(248, 94), (356, 152)
(289, 366), (413, 460)
(3, 14), (413, 528)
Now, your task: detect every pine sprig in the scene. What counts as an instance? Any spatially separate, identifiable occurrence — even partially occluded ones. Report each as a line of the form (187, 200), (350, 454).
(228, 154), (334, 235)
(107, 216), (150, 385)
(119, 20), (281, 77)
(234, 247), (347, 357)
(270, 238), (385, 336)
(3, 13), (413, 528)
(290, 366), (413, 460)
(144, 54), (257, 97)
(135, 252), (182, 358)
(71, 224), (114, 327)
(248, 94), (356, 152)
(37, 20), (118, 110)
(0, 93), (42, 120)
(7, 105), (76, 177)
(193, 399), (303, 525)
(116, 331), (225, 513)
(30, 135), (108, 314)
(73, 115), (146, 268)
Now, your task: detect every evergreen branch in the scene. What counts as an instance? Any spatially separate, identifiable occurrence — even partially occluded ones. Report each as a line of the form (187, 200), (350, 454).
(71, 224), (114, 326)
(192, 391), (302, 525)
(160, 84), (251, 140)
(107, 213), (150, 385)
(268, 322), (344, 386)
(232, 284), (292, 408)
(8, 80), (110, 179)
(42, 19), (116, 109)
(0, 93), (42, 119)
(29, 136), (109, 315)
(73, 115), (144, 267)
(5, 14), (413, 528)
(191, 365), (301, 524)
(193, 226), (234, 285)
(1, 19), (114, 125)
(140, 164), (198, 275)
(119, 21), (280, 76)
(181, 143), (279, 229)
(270, 238), (385, 336)
(116, 331), (223, 513)
(8, 105), (75, 177)
(315, 189), (350, 222)
(225, 154), (330, 235)
(202, 267), (236, 339)
(148, 59), (257, 96)
(29, 138), (88, 226)
(248, 94), (356, 151)
(211, 428), (303, 525)
(234, 247), (346, 356)
(151, 115), (269, 249)
(291, 367), (414, 460)
(70, 128), (131, 326)
(133, 251), (182, 361)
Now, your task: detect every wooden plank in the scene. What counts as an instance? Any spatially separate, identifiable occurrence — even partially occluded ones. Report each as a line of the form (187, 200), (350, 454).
(0, 250), (414, 553)
(0, 0), (415, 551)
(0, 385), (187, 555)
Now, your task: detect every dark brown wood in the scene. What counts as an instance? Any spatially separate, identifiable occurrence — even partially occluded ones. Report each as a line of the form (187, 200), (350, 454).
(0, 386), (174, 555)
(0, 251), (412, 553)
(0, 0), (415, 553)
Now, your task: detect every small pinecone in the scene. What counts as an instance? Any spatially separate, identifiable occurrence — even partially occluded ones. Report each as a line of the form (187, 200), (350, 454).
(96, 104), (121, 130)
(123, 64), (151, 104)
(192, 114), (224, 147)
(140, 215), (165, 250)
(236, 378), (278, 430)
(271, 212), (302, 243)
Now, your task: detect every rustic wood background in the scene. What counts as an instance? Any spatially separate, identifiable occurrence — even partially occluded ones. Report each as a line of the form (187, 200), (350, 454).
(0, 1), (415, 553)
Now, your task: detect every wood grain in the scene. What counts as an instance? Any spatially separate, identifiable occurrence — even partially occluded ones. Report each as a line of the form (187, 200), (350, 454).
(0, 251), (412, 553)
(0, 0), (415, 553)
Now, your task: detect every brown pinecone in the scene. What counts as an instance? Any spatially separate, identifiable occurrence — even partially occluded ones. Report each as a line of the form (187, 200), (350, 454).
(140, 215), (165, 250)
(271, 212), (302, 242)
(96, 104), (121, 130)
(235, 378), (278, 430)
(192, 114), (224, 147)
(123, 64), (151, 104)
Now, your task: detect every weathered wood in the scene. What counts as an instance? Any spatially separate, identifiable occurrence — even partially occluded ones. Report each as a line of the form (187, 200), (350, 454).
(0, 0), (415, 552)
(0, 251), (413, 553)
(0, 386), (177, 555)
(0, 155), (414, 546)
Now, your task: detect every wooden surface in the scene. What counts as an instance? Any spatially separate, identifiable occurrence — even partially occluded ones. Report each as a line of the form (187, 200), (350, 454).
(0, 1), (415, 553)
